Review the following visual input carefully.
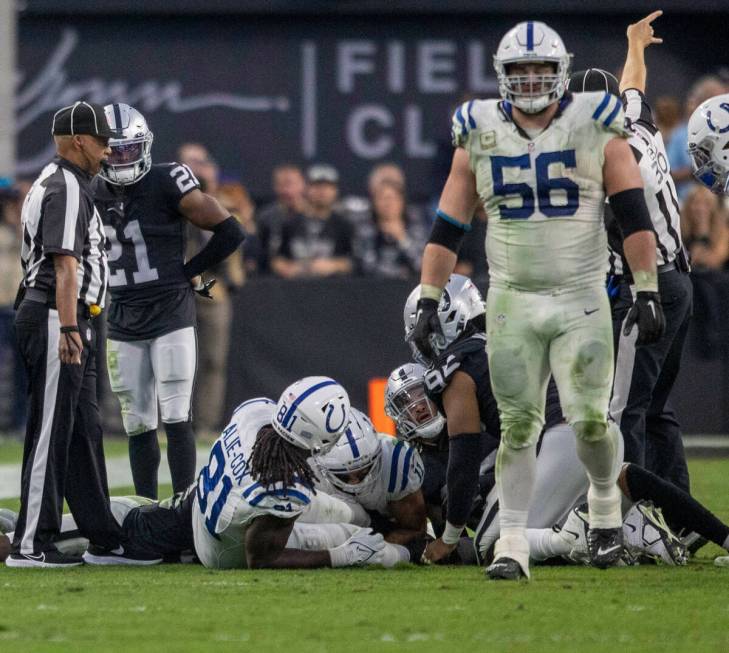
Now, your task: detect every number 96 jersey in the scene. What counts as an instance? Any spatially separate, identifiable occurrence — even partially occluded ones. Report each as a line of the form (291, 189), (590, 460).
(192, 398), (315, 569)
(452, 92), (628, 293)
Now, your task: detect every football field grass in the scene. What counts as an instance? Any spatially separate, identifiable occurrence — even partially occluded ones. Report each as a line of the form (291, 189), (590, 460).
(1, 458), (729, 652)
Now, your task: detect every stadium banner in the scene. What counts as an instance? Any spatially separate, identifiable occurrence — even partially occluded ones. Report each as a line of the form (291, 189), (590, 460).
(225, 276), (729, 435)
(16, 14), (723, 199)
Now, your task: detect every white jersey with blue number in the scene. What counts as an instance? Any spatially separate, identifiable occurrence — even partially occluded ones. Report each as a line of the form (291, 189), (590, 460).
(452, 92), (628, 293)
(314, 436), (424, 517)
(195, 398), (314, 539)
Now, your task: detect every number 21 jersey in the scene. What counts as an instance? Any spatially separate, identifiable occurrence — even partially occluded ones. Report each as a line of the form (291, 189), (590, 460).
(94, 162), (200, 340)
(452, 92), (628, 293)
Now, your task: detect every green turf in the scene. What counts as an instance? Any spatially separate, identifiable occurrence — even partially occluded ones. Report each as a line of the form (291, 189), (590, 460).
(0, 436), (133, 465)
(1, 459), (729, 652)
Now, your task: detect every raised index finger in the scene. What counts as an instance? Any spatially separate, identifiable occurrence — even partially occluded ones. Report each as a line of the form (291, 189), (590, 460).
(642, 9), (663, 25)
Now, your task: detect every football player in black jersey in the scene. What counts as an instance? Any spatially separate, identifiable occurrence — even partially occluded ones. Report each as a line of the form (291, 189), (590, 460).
(95, 103), (245, 500)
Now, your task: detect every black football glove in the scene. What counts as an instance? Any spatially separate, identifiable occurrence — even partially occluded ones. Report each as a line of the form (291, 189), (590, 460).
(410, 298), (445, 362)
(623, 291), (665, 345)
(193, 277), (217, 299)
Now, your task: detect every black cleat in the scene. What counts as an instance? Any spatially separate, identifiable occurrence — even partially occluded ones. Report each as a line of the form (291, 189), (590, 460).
(6, 549), (83, 568)
(588, 527), (624, 568)
(486, 556), (526, 581)
(82, 544), (162, 566)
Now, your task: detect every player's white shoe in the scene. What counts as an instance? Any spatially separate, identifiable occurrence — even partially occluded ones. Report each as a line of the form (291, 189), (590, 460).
(622, 501), (687, 566)
(0, 509), (18, 535)
(328, 528), (386, 567)
(555, 503), (591, 565)
(486, 533), (530, 580)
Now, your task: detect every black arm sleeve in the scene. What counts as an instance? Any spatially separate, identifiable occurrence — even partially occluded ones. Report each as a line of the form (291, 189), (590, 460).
(182, 216), (245, 279)
(608, 188), (654, 239)
(445, 432), (483, 526)
(427, 211), (471, 254)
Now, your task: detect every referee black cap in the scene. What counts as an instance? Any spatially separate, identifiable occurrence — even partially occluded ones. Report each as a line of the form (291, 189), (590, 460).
(51, 101), (114, 138)
(567, 69), (620, 96)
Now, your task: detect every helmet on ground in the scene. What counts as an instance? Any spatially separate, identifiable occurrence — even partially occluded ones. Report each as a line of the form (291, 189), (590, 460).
(315, 408), (383, 495)
(494, 21), (572, 114)
(385, 362), (445, 442)
(272, 376), (351, 455)
(100, 103), (153, 186)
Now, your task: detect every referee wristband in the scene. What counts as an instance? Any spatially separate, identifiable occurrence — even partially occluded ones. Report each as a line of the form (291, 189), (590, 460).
(441, 521), (464, 545)
(60, 325), (80, 334)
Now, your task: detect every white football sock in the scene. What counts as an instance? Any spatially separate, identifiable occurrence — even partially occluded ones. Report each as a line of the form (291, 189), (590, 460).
(496, 442), (537, 538)
(526, 528), (572, 561)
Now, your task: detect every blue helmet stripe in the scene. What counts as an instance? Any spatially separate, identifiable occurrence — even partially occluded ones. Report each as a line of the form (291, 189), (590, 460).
(603, 97), (622, 127)
(526, 21), (534, 51)
(345, 427), (360, 458)
(455, 105), (467, 133)
(591, 92), (611, 121)
(388, 442), (404, 493)
(399, 446), (414, 492)
(282, 379), (338, 428)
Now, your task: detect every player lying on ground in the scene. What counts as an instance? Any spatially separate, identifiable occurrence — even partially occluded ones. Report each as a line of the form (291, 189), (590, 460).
(3, 378), (390, 569)
(313, 408), (426, 564)
(384, 357), (729, 567)
(411, 20), (664, 580)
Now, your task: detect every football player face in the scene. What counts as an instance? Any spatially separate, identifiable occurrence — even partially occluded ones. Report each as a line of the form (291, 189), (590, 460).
(332, 464), (374, 486)
(506, 62), (557, 97)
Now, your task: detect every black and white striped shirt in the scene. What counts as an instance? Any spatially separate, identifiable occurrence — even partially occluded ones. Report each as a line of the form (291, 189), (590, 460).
(607, 89), (684, 275)
(20, 156), (108, 307)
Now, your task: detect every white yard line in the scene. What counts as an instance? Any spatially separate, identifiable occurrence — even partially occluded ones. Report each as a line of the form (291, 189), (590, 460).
(0, 450), (209, 500)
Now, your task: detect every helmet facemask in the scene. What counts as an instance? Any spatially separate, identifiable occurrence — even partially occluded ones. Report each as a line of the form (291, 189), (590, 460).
(101, 132), (153, 186)
(498, 60), (568, 114)
(689, 139), (729, 194)
(386, 379), (445, 442)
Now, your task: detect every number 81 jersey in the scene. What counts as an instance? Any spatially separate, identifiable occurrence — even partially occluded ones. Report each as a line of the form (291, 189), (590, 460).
(452, 92), (628, 292)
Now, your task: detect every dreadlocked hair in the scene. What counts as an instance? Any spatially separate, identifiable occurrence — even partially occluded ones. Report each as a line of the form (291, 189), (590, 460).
(249, 426), (319, 491)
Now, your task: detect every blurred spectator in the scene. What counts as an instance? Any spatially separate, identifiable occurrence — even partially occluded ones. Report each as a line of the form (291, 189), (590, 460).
(667, 76), (727, 201)
(179, 143), (245, 435)
(256, 164), (308, 273)
(681, 185), (729, 270)
(0, 183), (27, 435)
(218, 181), (260, 278)
(358, 180), (426, 278)
(178, 142), (219, 194)
(271, 164), (354, 278)
(653, 96), (681, 143)
(455, 206), (488, 281)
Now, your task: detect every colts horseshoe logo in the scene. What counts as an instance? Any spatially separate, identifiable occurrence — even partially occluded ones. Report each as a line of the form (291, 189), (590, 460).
(325, 403), (348, 433)
(706, 103), (729, 134)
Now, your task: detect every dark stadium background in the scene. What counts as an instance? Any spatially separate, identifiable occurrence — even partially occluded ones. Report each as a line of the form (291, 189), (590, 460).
(11, 0), (729, 434)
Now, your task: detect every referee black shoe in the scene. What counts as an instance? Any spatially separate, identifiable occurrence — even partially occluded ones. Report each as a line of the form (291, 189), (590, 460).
(6, 549), (83, 568)
(82, 544), (162, 566)
(588, 527), (624, 569)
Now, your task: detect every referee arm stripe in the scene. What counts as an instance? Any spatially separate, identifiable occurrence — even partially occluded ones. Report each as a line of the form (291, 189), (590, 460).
(61, 169), (81, 252)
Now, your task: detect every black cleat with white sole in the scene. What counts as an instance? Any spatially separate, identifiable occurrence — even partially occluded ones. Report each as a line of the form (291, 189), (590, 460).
(6, 549), (84, 568)
(588, 527), (624, 568)
(486, 557), (526, 581)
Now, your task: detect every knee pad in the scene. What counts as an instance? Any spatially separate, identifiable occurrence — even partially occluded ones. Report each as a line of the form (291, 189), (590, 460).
(573, 420), (607, 443)
(501, 420), (541, 449)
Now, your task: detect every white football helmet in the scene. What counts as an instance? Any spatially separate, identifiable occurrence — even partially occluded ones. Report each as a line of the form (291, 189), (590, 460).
(99, 103), (154, 186)
(404, 274), (485, 364)
(315, 408), (383, 496)
(272, 376), (351, 455)
(385, 363), (445, 442)
(688, 93), (729, 195)
(493, 21), (572, 114)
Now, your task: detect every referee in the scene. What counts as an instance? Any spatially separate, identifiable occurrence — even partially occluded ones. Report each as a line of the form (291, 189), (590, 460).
(7, 102), (158, 568)
(569, 12), (692, 492)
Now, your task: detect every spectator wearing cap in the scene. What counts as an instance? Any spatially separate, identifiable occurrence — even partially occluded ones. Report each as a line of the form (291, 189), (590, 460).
(256, 163), (308, 273)
(7, 102), (153, 567)
(271, 164), (354, 278)
(358, 180), (426, 279)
